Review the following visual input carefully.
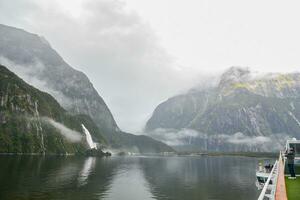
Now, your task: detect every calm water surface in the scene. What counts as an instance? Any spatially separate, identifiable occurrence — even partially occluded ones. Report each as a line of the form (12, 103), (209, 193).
(0, 155), (271, 200)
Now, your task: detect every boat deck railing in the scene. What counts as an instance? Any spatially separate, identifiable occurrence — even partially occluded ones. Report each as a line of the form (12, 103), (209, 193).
(257, 160), (279, 200)
(275, 151), (288, 200)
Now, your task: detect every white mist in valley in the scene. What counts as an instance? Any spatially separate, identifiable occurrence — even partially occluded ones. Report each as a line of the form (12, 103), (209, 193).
(148, 128), (290, 151)
(81, 124), (97, 149)
(42, 117), (82, 142)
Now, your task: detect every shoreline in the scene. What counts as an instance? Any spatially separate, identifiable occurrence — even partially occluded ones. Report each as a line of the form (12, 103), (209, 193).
(0, 151), (278, 158)
(0, 152), (75, 156)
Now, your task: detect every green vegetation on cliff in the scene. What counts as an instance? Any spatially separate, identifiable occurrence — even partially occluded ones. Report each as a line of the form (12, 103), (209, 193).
(0, 65), (105, 154)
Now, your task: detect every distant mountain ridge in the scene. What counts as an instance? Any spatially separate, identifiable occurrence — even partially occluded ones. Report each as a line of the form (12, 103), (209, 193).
(0, 24), (173, 153)
(146, 67), (300, 152)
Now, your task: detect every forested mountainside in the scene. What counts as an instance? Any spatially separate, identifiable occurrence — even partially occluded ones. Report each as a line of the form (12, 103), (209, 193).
(0, 65), (106, 154)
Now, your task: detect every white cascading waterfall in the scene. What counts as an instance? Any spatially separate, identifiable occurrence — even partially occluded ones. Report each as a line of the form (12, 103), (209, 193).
(81, 124), (97, 149)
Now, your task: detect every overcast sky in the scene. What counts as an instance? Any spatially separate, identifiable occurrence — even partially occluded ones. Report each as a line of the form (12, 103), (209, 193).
(0, 0), (300, 133)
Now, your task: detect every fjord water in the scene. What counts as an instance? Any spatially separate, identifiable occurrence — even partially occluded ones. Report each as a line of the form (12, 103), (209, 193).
(0, 155), (267, 200)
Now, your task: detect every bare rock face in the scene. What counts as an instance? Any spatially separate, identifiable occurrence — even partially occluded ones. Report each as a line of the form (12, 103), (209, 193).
(146, 67), (300, 152)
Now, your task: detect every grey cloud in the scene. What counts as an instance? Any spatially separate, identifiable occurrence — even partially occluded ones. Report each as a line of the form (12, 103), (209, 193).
(0, 0), (201, 132)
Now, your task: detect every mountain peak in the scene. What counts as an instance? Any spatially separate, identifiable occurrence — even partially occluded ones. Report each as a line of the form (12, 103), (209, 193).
(218, 66), (251, 88)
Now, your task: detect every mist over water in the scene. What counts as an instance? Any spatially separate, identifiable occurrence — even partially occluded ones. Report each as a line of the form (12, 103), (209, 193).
(0, 155), (269, 200)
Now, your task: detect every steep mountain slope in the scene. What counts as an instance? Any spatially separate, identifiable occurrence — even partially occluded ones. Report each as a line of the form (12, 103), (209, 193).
(146, 67), (300, 151)
(0, 24), (173, 153)
(0, 24), (118, 134)
(146, 90), (212, 131)
(0, 65), (105, 154)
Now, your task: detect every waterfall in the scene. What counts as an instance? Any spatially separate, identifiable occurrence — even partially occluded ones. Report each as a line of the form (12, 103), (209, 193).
(34, 101), (45, 153)
(81, 124), (97, 149)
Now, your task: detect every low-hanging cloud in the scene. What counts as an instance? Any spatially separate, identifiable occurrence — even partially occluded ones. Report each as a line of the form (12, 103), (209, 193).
(42, 117), (82, 142)
(148, 128), (200, 146)
(219, 132), (271, 145)
(148, 128), (290, 151)
(0, 57), (73, 109)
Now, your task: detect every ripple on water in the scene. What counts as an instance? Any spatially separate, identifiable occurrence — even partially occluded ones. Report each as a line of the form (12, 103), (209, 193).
(0, 155), (268, 200)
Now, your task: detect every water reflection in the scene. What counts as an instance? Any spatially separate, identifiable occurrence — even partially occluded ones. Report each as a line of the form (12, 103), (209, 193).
(0, 155), (268, 200)
(140, 156), (261, 200)
(77, 157), (96, 187)
(103, 158), (153, 200)
(0, 156), (117, 200)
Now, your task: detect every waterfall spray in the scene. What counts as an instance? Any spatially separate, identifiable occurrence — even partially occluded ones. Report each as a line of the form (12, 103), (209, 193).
(81, 124), (97, 149)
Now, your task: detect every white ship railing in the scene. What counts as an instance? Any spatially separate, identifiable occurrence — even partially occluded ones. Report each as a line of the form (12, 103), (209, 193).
(257, 160), (279, 200)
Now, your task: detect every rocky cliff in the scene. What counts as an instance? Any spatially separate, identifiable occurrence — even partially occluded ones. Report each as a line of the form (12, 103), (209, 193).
(0, 24), (118, 135)
(0, 65), (106, 154)
(146, 67), (300, 151)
